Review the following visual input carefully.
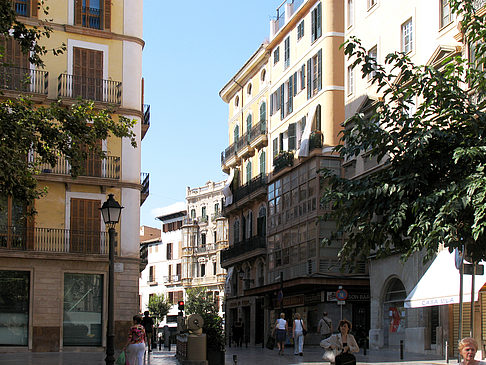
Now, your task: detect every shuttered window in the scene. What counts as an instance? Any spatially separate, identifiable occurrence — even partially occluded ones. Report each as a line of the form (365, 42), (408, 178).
(0, 36), (31, 91)
(70, 198), (101, 254)
(74, 0), (111, 30)
(451, 302), (472, 357)
(12, 0), (38, 18)
(307, 49), (323, 99)
(311, 3), (322, 43)
(288, 123), (296, 150)
(73, 47), (103, 101)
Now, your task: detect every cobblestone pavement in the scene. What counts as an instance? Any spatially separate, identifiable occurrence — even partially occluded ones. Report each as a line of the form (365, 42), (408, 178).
(0, 345), (455, 365)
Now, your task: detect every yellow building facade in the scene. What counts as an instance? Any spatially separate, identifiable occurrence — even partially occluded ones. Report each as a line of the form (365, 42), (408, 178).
(0, 0), (146, 351)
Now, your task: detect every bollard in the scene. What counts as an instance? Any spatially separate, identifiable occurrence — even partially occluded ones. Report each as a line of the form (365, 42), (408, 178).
(445, 340), (449, 363)
(400, 340), (404, 360)
(233, 354), (238, 364)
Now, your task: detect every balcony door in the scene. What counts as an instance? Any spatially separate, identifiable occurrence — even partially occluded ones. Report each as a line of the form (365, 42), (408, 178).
(70, 198), (101, 254)
(0, 36), (30, 92)
(81, 140), (102, 177)
(73, 47), (103, 101)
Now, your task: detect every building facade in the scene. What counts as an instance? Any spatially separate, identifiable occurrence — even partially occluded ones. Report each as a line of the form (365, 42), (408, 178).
(181, 181), (228, 315)
(221, 0), (370, 347)
(0, 0), (146, 351)
(139, 210), (185, 315)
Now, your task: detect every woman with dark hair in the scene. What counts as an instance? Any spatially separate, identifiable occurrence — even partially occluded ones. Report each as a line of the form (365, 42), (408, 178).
(320, 319), (359, 364)
(124, 315), (146, 365)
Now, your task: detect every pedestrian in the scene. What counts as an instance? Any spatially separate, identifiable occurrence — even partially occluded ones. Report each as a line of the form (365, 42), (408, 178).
(320, 319), (359, 364)
(141, 310), (154, 352)
(459, 337), (486, 365)
(293, 312), (306, 356)
(317, 312), (333, 340)
(233, 318), (244, 347)
(124, 315), (146, 365)
(272, 312), (288, 355)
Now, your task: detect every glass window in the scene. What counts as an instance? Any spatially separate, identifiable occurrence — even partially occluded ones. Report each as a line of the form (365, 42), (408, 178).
(0, 270), (29, 345)
(311, 2), (322, 42)
(368, 46), (377, 80)
(274, 47), (280, 65)
(440, 0), (452, 28)
(63, 273), (103, 346)
(347, 65), (354, 95)
(347, 0), (354, 28)
(297, 20), (304, 40)
(401, 19), (413, 53)
(260, 151), (266, 175)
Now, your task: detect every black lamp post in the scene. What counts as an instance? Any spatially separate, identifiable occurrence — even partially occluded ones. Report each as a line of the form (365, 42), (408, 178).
(100, 194), (123, 365)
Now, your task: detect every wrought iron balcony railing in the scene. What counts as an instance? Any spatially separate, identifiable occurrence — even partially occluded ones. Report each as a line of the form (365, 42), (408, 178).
(141, 172), (149, 205)
(221, 235), (266, 263)
(0, 66), (48, 94)
(0, 226), (109, 255)
(222, 121), (267, 165)
(58, 74), (122, 104)
(273, 151), (294, 173)
(232, 173), (267, 204)
(32, 153), (120, 179)
(143, 104), (151, 127)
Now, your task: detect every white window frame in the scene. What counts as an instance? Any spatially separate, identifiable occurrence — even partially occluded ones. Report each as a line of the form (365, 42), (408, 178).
(368, 45), (378, 80)
(401, 18), (413, 54)
(347, 0), (354, 28)
(347, 65), (354, 96)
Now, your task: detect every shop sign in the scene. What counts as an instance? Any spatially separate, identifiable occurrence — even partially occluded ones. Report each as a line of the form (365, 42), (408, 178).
(327, 291), (370, 302)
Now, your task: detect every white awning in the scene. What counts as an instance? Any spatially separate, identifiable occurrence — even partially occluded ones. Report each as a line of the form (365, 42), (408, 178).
(297, 105), (317, 158)
(222, 169), (235, 207)
(404, 250), (486, 308)
(225, 267), (234, 295)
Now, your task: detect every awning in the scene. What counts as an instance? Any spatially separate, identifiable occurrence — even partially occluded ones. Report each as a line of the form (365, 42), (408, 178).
(404, 250), (486, 308)
(222, 169), (234, 207)
(297, 105), (317, 158)
(225, 267), (234, 295)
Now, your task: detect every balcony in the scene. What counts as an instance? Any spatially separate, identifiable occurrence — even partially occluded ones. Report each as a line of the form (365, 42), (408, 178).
(236, 132), (255, 160)
(0, 66), (48, 95)
(0, 226), (109, 255)
(33, 153), (120, 179)
(58, 74), (122, 104)
(273, 151), (294, 174)
(197, 215), (208, 224)
(249, 121), (268, 150)
(232, 173), (267, 204)
(142, 104), (150, 139)
(220, 235), (266, 267)
(309, 130), (323, 151)
(141, 172), (149, 205)
(164, 275), (181, 283)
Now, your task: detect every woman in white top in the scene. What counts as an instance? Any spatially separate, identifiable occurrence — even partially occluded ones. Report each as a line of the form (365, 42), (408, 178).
(320, 319), (359, 363)
(459, 337), (486, 365)
(272, 312), (288, 355)
(293, 312), (306, 356)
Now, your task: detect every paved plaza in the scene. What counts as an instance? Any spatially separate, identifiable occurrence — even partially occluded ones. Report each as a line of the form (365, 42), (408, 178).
(0, 345), (458, 365)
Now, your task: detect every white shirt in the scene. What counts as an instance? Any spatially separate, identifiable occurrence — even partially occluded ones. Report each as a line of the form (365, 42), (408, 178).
(276, 318), (286, 330)
(294, 319), (303, 332)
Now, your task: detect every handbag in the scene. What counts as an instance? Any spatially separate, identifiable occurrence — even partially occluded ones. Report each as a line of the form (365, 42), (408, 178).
(322, 349), (337, 362)
(335, 352), (356, 365)
(115, 350), (127, 365)
(301, 320), (307, 336)
(265, 335), (275, 350)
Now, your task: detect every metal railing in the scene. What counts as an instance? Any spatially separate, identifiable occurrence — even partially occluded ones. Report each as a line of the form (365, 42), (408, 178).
(143, 104), (151, 127)
(13, 0), (28, 16)
(222, 121), (267, 165)
(164, 275), (180, 282)
(82, 6), (102, 29)
(233, 173), (267, 204)
(58, 74), (122, 104)
(0, 226), (109, 255)
(33, 153), (120, 179)
(221, 235), (266, 263)
(0, 66), (48, 94)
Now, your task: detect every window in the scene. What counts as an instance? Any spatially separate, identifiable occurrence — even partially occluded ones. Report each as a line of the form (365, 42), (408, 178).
(347, 65), (354, 95)
(190, 209), (196, 218)
(246, 211), (253, 239)
(73, 47), (104, 101)
(259, 102), (266, 125)
(168, 265), (172, 280)
(233, 220), (240, 244)
(214, 230), (217, 242)
(261, 69), (266, 82)
(149, 265), (156, 282)
(247, 83), (252, 96)
(0, 195), (28, 250)
(0, 270), (29, 345)
(70, 198), (101, 254)
(234, 95), (239, 108)
(213, 262), (217, 276)
(0, 36), (33, 92)
(297, 20), (304, 40)
(202, 206), (207, 219)
(257, 206), (266, 237)
(367, 0), (377, 10)
(12, 0), (38, 17)
(270, 87), (282, 116)
(233, 125), (239, 144)
(284, 37), (290, 69)
(307, 50), (322, 99)
(272, 137), (279, 157)
(274, 47), (280, 64)
(246, 114), (252, 137)
(311, 3), (322, 43)
(63, 273), (103, 346)
(368, 46), (377, 80)
(214, 203), (219, 214)
(246, 161), (252, 184)
(260, 151), (266, 174)
(401, 18), (413, 54)
(167, 242), (173, 260)
(201, 233), (206, 246)
(200, 264), (206, 277)
(440, 0), (452, 28)
(347, 0), (354, 28)
(288, 123), (297, 150)
(75, 0), (111, 30)
(299, 64), (306, 92)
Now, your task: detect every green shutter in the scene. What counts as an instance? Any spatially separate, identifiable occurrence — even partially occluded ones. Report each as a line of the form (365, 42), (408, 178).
(317, 3), (322, 39)
(280, 84), (285, 120)
(307, 59), (312, 99)
(293, 72), (298, 96)
(289, 76), (293, 114)
(273, 138), (278, 157)
(288, 123), (296, 150)
(301, 64), (306, 90)
(318, 49), (322, 91)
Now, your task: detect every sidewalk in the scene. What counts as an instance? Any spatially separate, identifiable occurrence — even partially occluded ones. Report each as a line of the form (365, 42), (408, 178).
(0, 345), (456, 364)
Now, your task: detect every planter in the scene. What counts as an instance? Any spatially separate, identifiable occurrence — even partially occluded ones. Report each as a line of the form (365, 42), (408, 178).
(207, 348), (225, 365)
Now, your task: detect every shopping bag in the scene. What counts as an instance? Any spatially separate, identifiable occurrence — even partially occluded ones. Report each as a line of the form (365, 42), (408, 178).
(115, 350), (127, 365)
(265, 335), (275, 350)
(335, 352), (356, 365)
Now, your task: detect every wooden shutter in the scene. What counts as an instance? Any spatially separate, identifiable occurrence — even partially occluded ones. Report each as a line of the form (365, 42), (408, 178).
(307, 58), (312, 99)
(317, 49), (323, 91)
(74, 0), (82, 25)
(31, 0), (38, 17)
(81, 140), (102, 177)
(451, 302), (472, 357)
(104, 0), (111, 30)
(73, 47), (103, 100)
(70, 198), (101, 254)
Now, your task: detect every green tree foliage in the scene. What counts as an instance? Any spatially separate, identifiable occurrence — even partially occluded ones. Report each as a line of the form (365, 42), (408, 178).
(185, 288), (225, 351)
(147, 293), (171, 323)
(321, 0), (486, 264)
(0, 0), (136, 208)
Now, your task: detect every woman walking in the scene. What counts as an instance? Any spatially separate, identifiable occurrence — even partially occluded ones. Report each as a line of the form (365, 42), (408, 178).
(321, 319), (359, 364)
(124, 315), (146, 365)
(273, 312), (288, 355)
(293, 313), (306, 356)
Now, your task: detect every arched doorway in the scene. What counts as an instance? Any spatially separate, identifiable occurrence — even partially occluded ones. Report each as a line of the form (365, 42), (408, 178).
(383, 278), (407, 347)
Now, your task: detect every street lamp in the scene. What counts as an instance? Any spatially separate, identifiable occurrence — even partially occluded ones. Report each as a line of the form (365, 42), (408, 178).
(100, 194), (123, 365)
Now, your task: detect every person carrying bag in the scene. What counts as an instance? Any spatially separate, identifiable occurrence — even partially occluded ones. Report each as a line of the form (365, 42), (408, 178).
(320, 319), (358, 365)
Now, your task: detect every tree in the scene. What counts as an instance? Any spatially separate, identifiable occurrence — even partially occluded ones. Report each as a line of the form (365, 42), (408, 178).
(185, 288), (225, 351)
(147, 293), (171, 324)
(320, 0), (486, 264)
(0, 0), (136, 208)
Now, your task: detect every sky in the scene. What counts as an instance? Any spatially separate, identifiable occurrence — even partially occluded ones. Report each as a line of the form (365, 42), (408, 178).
(140, 1), (283, 227)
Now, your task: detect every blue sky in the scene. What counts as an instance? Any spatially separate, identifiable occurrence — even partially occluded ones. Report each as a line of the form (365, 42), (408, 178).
(140, 1), (282, 227)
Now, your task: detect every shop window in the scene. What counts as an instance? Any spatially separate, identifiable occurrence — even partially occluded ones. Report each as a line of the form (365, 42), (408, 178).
(0, 270), (29, 345)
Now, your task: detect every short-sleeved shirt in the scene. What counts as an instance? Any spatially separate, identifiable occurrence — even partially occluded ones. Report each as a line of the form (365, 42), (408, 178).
(128, 324), (146, 344)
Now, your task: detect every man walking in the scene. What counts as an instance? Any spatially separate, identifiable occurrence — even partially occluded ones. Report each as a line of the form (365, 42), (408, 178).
(317, 312), (333, 340)
(141, 311), (154, 352)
